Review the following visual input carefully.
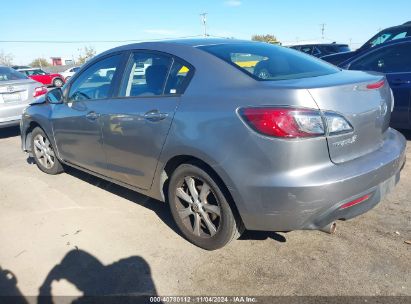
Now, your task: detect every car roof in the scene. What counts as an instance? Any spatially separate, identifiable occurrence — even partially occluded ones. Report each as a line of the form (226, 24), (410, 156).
(160, 38), (256, 46)
(103, 38), (258, 53)
(380, 21), (411, 32)
(17, 68), (42, 71)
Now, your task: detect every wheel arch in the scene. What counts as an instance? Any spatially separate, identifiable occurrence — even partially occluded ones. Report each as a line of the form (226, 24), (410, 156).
(23, 120), (43, 153)
(23, 120), (57, 157)
(160, 154), (244, 226)
(52, 76), (64, 85)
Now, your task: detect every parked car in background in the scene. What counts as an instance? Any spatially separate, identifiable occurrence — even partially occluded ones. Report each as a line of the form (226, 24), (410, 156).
(0, 66), (47, 128)
(322, 21), (411, 65)
(341, 38), (411, 130)
(17, 68), (65, 87)
(289, 43), (350, 57)
(61, 66), (81, 81)
(11, 65), (31, 70)
(20, 40), (406, 250)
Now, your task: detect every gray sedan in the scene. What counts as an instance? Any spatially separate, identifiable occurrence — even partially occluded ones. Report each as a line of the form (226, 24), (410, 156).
(20, 39), (406, 250)
(0, 66), (47, 128)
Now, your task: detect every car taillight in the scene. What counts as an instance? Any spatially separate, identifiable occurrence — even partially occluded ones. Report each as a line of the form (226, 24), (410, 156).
(324, 112), (354, 135)
(240, 107), (353, 138)
(240, 108), (325, 138)
(33, 86), (48, 97)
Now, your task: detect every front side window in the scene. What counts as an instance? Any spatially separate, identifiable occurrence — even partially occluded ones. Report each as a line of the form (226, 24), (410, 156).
(33, 69), (47, 75)
(350, 42), (411, 73)
(199, 43), (339, 81)
(68, 54), (121, 101)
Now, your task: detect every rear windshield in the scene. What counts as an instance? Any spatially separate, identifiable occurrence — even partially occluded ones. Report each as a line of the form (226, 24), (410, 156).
(198, 43), (339, 81)
(0, 67), (28, 81)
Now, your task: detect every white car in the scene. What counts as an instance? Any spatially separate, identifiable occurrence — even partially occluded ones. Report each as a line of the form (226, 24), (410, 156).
(61, 66), (80, 81)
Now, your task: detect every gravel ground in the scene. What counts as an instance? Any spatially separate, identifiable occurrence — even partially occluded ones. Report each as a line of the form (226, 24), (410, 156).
(0, 126), (410, 299)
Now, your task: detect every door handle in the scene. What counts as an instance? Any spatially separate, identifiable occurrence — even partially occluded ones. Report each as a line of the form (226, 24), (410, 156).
(143, 110), (168, 122)
(85, 111), (100, 120)
(391, 79), (411, 85)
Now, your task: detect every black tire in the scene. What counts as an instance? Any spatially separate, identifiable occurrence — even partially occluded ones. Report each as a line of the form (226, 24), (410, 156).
(31, 127), (64, 175)
(53, 78), (64, 87)
(168, 163), (243, 250)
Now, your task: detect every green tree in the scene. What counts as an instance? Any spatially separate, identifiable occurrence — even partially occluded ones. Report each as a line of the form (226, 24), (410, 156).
(30, 58), (50, 68)
(0, 50), (14, 66)
(77, 46), (96, 64)
(251, 34), (280, 44)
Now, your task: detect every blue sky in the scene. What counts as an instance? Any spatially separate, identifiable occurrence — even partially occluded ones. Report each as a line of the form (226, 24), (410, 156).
(2, 0), (410, 64)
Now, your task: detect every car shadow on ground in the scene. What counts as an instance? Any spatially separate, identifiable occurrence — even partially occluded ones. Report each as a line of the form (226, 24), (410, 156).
(1, 250), (159, 302)
(0, 126), (20, 139)
(63, 164), (184, 239)
(26, 157), (287, 244)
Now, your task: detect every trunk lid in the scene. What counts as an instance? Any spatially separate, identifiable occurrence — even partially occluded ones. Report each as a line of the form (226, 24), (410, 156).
(306, 71), (392, 163)
(0, 79), (38, 104)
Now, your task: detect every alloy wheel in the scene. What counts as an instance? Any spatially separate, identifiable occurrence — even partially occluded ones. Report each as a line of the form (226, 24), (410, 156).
(33, 134), (55, 169)
(175, 176), (221, 238)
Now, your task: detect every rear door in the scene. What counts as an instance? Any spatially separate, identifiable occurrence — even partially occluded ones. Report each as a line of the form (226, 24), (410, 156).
(100, 51), (193, 189)
(348, 41), (411, 129)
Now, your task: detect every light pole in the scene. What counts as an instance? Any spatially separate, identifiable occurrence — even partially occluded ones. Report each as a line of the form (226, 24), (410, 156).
(200, 13), (208, 37)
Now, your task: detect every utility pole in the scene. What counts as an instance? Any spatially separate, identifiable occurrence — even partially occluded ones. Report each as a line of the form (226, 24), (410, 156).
(200, 13), (208, 37)
(320, 23), (326, 40)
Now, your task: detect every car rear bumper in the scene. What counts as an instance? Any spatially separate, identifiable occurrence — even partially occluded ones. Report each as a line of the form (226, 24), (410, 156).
(239, 128), (407, 231)
(0, 117), (20, 128)
(0, 103), (27, 128)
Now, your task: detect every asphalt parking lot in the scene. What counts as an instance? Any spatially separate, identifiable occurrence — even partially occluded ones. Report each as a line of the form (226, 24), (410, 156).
(0, 126), (410, 298)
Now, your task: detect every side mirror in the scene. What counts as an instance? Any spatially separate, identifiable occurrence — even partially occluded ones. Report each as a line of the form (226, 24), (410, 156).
(46, 88), (64, 104)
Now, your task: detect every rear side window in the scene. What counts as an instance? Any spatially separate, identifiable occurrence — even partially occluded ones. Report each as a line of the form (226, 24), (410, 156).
(364, 29), (410, 49)
(0, 67), (28, 81)
(198, 43), (339, 81)
(350, 42), (411, 73)
(164, 61), (193, 94)
(120, 52), (173, 97)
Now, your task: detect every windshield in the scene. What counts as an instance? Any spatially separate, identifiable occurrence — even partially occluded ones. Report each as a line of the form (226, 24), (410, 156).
(198, 43), (339, 81)
(0, 67), (28, 81)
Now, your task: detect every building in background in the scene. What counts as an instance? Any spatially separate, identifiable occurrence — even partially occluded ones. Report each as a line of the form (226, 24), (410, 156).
(50, 57), (75, 66)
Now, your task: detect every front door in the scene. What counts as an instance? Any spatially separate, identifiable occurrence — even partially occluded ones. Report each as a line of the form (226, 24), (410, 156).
(100, 51), (193, 189)
(387, 71), (411, 129)
(52, 53), (124, 175)
(348, 41), (411, 129)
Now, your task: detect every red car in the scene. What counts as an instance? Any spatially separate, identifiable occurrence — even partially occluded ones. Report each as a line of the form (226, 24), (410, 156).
(17, 68), (65, 87)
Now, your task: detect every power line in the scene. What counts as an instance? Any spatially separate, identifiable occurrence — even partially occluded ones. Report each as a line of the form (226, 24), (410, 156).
(0, 35), (204, 44)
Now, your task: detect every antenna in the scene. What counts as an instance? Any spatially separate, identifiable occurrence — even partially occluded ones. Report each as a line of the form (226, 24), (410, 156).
(200, 13), (208, 37)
